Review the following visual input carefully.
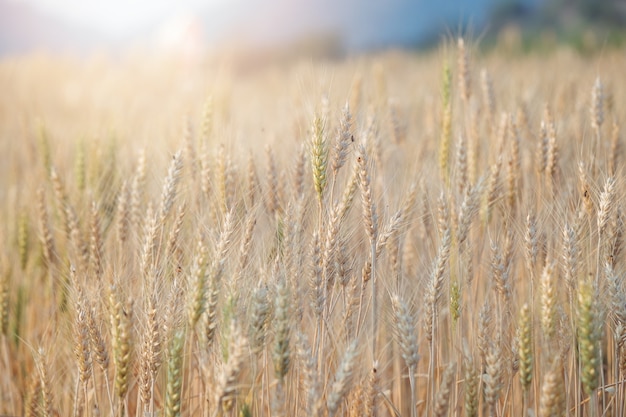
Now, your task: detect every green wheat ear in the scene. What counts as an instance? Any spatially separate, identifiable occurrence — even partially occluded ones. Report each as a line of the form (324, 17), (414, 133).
(75, 139), (85, 193)
(273, 277), (291, 382)
(578, 277), (601, 396)
(36, 120), (51, 177)
(450, 279), (461, 323)
(311, 113), (328, 203)
(239, 402), (252, 417)
(13, 284), (23, 347)
(439, 59), (452, 185)
(0, 271), (9, 337)
(17, 211), (29, 271)
(165, 329), (186, 417)
(221, 294), (236, 362)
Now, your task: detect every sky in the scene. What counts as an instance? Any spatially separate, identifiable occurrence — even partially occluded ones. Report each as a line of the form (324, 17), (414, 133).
(0, 0), (503, 55)
(12, 0), (229, 39)
(1, 0), (622, 58)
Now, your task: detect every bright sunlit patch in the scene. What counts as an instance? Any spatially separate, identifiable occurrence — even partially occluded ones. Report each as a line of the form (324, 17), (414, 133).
(155, 13), (204, 59)
(20, 0), (228, 38)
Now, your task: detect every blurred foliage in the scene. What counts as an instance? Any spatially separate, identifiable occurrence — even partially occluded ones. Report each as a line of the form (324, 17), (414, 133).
(481, 0), (626, 54)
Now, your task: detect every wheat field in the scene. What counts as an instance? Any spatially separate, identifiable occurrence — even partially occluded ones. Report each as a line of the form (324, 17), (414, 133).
(0, 42), (625, 417)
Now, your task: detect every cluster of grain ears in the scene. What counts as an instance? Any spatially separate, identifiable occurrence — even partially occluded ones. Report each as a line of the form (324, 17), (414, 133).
(0, 37), (625, 417)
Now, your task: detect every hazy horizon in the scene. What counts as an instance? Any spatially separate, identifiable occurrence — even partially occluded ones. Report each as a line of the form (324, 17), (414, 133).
(1, 0), (623, 58)
(0, 0), (498, 56)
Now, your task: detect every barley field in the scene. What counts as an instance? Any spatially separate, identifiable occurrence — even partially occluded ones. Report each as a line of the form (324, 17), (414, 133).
(0, 42), (625, 417)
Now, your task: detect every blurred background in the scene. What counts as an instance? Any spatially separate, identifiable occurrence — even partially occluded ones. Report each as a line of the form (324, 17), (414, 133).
(1, 0), (625, 59)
